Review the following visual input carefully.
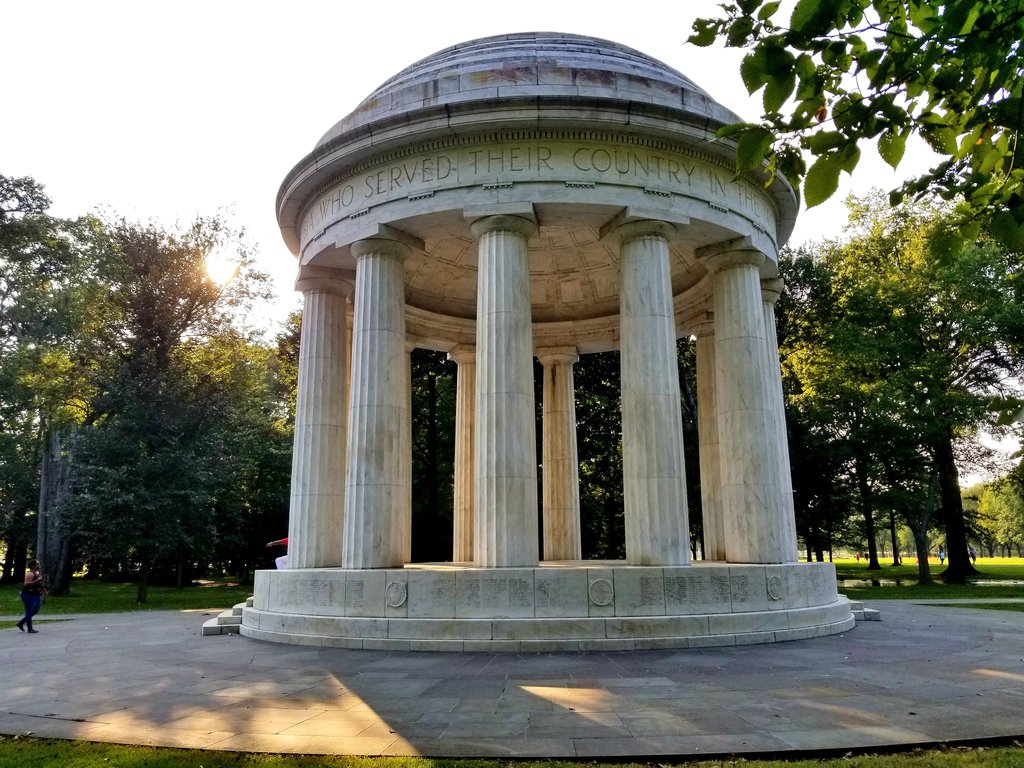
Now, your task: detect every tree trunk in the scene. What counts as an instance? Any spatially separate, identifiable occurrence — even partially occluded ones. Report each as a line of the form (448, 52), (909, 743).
(853, 447), (881, 570)
(933, 431), (977, 583)
(910, 525), (933, 585)
(36, 426), (77, 596)
(136, 559), (151, 603)
(888, 510), (901, 566)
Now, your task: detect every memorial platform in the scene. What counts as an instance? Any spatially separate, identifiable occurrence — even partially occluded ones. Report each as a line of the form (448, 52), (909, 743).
(241, 561), (854, 651)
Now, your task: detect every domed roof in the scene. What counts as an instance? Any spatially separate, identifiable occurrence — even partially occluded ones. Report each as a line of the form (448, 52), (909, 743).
(314, 32), (742, 149)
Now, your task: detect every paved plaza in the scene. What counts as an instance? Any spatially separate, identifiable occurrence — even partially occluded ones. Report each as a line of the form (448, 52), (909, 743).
(2, 599), (1023, 758)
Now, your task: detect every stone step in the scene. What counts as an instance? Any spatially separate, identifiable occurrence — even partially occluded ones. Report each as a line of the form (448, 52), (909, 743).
(231, 602), (245, 616)
(218, 609), (242, 625)
(845, 599), (881, 622)
(202, 617), (239, 636)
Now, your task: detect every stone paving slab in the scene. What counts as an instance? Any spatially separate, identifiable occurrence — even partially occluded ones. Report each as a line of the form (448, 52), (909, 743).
(1, 601), (1023, 758)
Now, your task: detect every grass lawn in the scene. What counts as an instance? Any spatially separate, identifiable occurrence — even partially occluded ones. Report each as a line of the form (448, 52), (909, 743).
(2, 576), (253, 616)
(832, 557), (1024, 601)
(1, 738), (1022, 768)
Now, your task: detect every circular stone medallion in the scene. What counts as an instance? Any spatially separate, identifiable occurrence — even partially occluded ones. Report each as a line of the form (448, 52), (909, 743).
(588, 578), (614, 606)
(385, 581), (408, 608)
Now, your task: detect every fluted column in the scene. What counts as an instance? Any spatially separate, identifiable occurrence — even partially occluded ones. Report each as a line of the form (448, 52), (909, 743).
(693, 315), (725, 561)
(761, 278), (799, 561)
(448, 345), (476, 563)
(700, 239), (789, 563)
(617, 220), (690, 566)
(470, 215), (539, 567)
(538, 347), (582, 561)
(403, 340), (415, 564)
(287, 269), (353, 568)
(342, 238), (409, 569)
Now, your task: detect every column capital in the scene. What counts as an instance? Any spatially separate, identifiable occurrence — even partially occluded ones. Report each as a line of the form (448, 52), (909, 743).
(351, 237), (412, 261)
(469, 215), (538, 241)
(761, 277), (785, 306)
(696, 236), (765, 274)
(688, 311), (715, 338)
(447, 344), (476, 366)
(295, 266), (355, 297)
(614, 219), (676, 246)
(536, 346), (579, 366)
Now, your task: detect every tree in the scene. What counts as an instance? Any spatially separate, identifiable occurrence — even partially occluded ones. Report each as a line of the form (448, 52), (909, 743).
(65, 215), (272, 601)
(690, 0), (1024, 247)
(778, 193), (1024, 581)
(0, 175), (108, 591)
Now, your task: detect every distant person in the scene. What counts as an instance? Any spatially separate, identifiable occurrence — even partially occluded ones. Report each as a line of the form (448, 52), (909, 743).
(17, 559), (46, 633)
(266, 537), (289, 569)
(938, 547), (946, 565)
(969, 547), (977, 564)
(855, 552), (861, 562)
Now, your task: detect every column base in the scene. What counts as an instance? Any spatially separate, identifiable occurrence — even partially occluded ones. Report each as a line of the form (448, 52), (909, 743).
(241, 561), (854, 651)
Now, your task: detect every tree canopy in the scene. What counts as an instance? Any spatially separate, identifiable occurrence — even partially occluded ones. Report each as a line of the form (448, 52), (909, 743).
(690, 0), (1024, 248)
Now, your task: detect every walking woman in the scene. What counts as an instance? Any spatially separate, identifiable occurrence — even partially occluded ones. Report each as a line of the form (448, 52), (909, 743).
(16, 559), (46, 633)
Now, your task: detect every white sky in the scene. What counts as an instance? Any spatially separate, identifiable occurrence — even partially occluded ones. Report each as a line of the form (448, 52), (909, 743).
(2, 0), (942, 329)
(3, 2), (1014, 480)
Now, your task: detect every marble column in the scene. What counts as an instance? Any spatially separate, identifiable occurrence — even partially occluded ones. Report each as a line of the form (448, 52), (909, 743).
(287, 268), (353, 568)
(342, 238), (409, 569)
(538, 347), (582, 561)
(761, 278), (799, 561)
(617, 220), (690, 566)
(403, 340), (414, 564)
(470, 215), (539, 567)
(701, 240), (789, 563)
(448, 345), (476, 563)
(693, 315), (726, 561)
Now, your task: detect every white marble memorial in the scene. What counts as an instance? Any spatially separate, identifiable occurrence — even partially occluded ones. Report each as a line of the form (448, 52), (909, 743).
(245, 32), (853, 650)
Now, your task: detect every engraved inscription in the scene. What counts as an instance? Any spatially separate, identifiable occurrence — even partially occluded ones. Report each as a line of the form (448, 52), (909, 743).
(345, 578), (366, 610)
(461, 576), (482, 608)
(299, 139), (776, 246)
(731, 574), (752, 603)
(430, 578), (455, 604)
(710, 573), (732, 603)
(639, 576), (663, 607)
(298, 578), (331, 608)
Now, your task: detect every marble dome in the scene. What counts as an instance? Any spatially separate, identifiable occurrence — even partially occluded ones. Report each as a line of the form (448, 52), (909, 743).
(313, 32), (743, 149)
(277, 32), (798, 352)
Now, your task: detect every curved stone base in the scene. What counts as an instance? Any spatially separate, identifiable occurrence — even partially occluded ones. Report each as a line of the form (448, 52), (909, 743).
(241, 561), (854, 651)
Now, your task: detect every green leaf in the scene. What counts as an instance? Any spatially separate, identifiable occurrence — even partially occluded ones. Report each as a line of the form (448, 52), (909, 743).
(727, 16), (756, 46)
(804, 154), (841, 208)
(736, 126), (775, 172)
(838, 143), (861, 174)
(878, 129), (907, 169)
(989, 212), (1024, 250)
(758, 1), (782, 21)
(764, 72), (797, 113)
(688, 19), (719, 47)
(716, 121), (758, 139)
(740, 49), (772, 94)
(737, 0), (762, 13)
(790, 0), (840, 38)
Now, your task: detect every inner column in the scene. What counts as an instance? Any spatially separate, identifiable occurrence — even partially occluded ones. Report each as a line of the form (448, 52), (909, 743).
(761, 278), (799, 561)
(448, 344), (475, 563)
(617, 220), (690, 566)
(470, 215), (539, 568)
(538, 347), (582, 561)
(287, 268), (353, 568)
(342, 238), (409, 569)
(700, 239), (790, 563)
(693, 313), (726, 561)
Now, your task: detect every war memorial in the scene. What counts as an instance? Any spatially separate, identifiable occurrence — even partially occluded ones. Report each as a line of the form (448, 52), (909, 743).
(241, 32), (855, 650)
